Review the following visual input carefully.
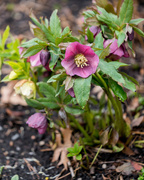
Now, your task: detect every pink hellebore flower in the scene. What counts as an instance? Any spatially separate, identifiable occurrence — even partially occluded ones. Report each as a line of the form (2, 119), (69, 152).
(103, 39), (129, 60)
(19, 47), (42, 67)
(61, 42), (99, 78)
(26, 113), (48, 134)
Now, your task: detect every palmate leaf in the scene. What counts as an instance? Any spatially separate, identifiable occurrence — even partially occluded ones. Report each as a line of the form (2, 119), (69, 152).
(119, 0), (133, 25)
(23, 44), (44, 58)
(74, 75), (92, 109)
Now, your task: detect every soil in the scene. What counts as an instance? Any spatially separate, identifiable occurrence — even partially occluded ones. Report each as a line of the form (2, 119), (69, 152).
(0, 0), (144, 180)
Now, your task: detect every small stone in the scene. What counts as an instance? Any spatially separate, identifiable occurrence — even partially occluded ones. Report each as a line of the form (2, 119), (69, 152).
(11, 133), (20, 141)
(3, 151), (9, 156)
(16, 146), (21, 151)
(0, 126), (3, 131)
(39, 141), (45, 146)
(31, 135), (36, 140)
(102, 164), (107, 169)
(9, 141), (14, 146)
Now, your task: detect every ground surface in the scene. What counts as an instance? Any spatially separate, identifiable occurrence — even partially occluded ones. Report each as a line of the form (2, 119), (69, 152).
(0, 0), (144, 180)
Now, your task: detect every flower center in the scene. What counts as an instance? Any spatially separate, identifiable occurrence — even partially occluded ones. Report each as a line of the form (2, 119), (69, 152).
(74, 54), (89, 68)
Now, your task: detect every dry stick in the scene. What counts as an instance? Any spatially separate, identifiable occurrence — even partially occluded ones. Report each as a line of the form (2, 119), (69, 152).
(24, 158), (40, 180)
(57, 167), (81, 180)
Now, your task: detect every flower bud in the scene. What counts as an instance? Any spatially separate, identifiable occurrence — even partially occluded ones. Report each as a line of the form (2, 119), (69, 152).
(9, 71), (18, 80)
(26, 113), (48, 134)
(127, 29), (134, 41)
(14, 80), (36, 99)
(40, 49), (51, 70)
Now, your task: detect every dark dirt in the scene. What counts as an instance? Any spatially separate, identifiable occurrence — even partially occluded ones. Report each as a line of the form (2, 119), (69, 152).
(0, 0), (144, 180)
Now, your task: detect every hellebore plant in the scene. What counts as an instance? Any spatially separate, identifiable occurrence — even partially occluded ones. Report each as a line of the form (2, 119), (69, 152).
(0, 0), (144, 166)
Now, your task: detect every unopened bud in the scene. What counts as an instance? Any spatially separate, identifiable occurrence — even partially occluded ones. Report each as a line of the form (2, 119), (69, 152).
(9, 71), (18, 80)
(40, 49), (50, 67)
(127, 29), (134, 41)
(14, 80), (36, 99)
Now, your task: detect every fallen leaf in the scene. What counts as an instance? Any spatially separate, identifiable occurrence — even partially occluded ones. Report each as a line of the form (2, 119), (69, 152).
(122, 146), (135, 156)
(131, 161), (143, 171)
(6, 108), (24, 117)
(100, 127), (110, 146)
(116, 162), (135, 175)
(109, 129), (119, 146)
(1, 81), (27, 106)
(52, 128), (72, 170)
(131, 116), (144, 127)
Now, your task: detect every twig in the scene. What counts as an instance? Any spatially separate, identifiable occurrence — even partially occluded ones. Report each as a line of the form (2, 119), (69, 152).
(24, 158), (40, 180)
(57, 167), (81, 180)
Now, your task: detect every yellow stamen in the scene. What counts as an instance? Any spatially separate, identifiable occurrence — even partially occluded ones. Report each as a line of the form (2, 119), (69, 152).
(74, 54), (89, 68)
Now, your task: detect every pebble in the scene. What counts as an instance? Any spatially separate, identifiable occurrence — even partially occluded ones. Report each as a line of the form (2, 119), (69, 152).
(3, 151), (9, 156)
(11, 133), (20, 141)
(16, 146), (21, 151)
(39, 141), (45, 146)
(0, 126), (3, 131)
(102, 163), (107, 169)
(9, 141), (14, 146)
(31, 135), (36, 140)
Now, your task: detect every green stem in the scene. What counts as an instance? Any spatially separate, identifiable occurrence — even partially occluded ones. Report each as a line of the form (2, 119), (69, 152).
(68, 114), (91, 140)
(95, 72), (124, 136)
(89, 145), (102, 168)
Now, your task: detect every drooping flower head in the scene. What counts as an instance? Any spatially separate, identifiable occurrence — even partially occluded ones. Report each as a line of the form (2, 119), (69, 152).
(26, 113), (48, 134)
(103, 39), (129, 60)
(61, 42), (99, 78)
(14, 80), (36, 99)
(40, 49), (51, 71)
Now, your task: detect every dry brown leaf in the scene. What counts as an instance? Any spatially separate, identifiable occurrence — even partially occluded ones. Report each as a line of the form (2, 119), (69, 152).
(0, 81), (27, 106)
(122, 146), (135, 156)
(131, 116), (144, 127)
(52, 128), (72, 170)
(116, 162), (135, 175)
(131, 161), (143, 171)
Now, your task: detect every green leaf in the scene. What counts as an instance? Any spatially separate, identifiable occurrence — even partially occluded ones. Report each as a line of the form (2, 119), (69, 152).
(108, 78), (127, 102)
(132, 26), (144, 37)
(67, 152), (75, 157)
(117, 31), (126, 47)
(49, 53), (59, 71)
(50, 9), (62, 38)
(122, 76), (136, 92)
(99, 43), (111, 59)
(1, 75), (10, 82)
(47, 72), (66, 83)
(11, 175), (19, 180)
(120, 72), (139, 86)
(23, 45), (44, 58)
(33, 28), (48, 42)
(119, 0), (133, 24)
(87, 28), (94, 43)
(41, 24), (55, 43)
(74, 76), (92, 109)
(93, 32), (104, 56)
(129, 18), (144, 25)
(25, 98), (45, 109)
(76, 154), (82, 160)
(95, 0), (116, 14)
(2, 26), (10, 49)
(109, 61), (129, 69)
(64, 106), (84, 115)
(96, 6), (120, 30)
(30, 12), (42, 29)
(21, 38), (42, 48)
(38, 82), (56, 97)
(98, 59), (125, 84)
(127, 40), (135, 57)
(4, 61), (22, 70)
(37, 98), (60, 109)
